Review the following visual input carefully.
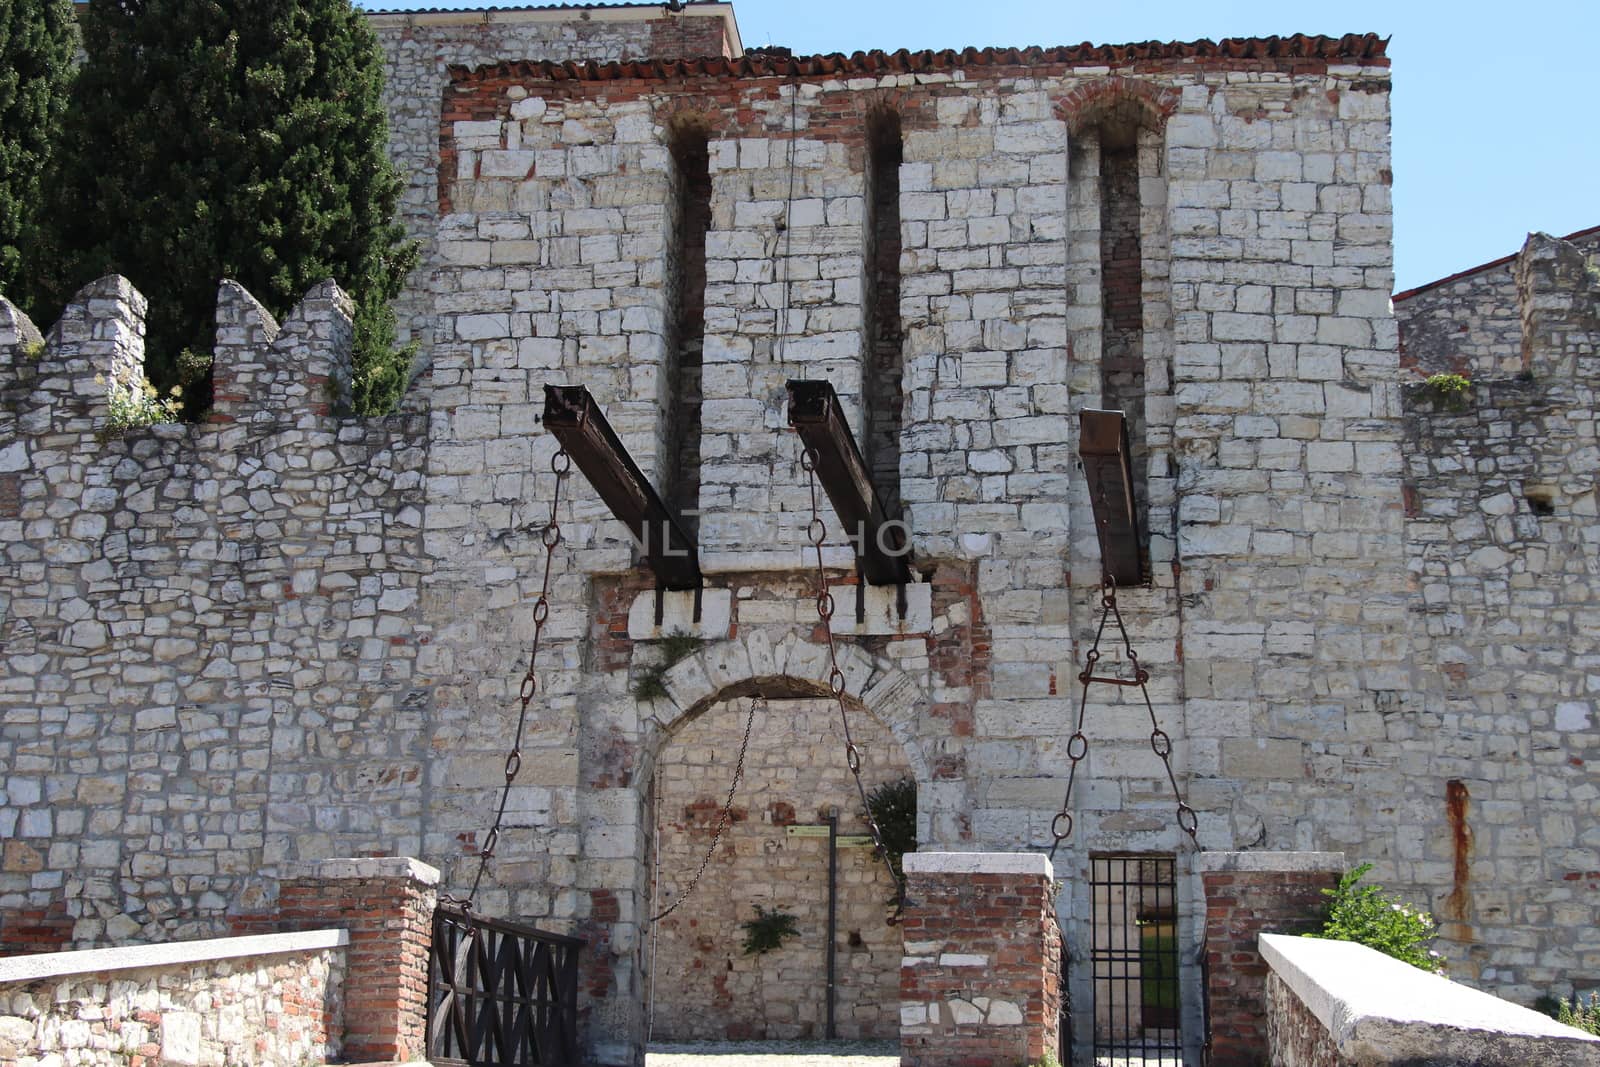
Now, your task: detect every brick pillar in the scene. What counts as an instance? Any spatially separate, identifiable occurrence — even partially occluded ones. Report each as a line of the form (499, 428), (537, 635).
(900, 852), (1061, 1067)
(278, 857), (438, 1062)
(1201, 851), (1343, 1067)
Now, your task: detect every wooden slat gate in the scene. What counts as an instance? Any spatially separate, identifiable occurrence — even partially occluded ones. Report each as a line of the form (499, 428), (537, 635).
(427, 904), (582, 1066)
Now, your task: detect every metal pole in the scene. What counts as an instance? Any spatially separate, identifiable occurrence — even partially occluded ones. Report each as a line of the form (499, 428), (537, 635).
(826, 811), (838, 1041)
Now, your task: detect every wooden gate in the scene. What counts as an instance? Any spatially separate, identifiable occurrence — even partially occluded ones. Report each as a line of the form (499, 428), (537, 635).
(427, 905), (582, 1066)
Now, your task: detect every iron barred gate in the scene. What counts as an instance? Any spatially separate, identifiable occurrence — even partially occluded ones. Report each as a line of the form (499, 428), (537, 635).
(427, 905), (582, 1066)
(1090, 854), (1182, 1066)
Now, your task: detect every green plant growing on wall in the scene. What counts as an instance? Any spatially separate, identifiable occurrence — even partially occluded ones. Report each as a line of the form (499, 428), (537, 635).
(631, 628), (702, 702)
(865, 775), (916, 882)
(1559, 993), (1600, 1036)
(1305, 863), (1443, 973)
(99, 374), (182, 440)
(740, 904), (799, 955)
(1422, 372), (1472, 411)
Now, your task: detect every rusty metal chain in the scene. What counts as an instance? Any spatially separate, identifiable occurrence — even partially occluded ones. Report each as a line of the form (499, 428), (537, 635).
(802, 446), (906, 910)
(650, 695), (763, 923)
(440, 447), (572, 914)
(1048, 574), (1199, 859)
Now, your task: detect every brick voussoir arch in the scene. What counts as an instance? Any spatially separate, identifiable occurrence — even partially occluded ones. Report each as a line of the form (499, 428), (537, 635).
(648, 629), (930, 782)
(1054, 75), (1180, 134)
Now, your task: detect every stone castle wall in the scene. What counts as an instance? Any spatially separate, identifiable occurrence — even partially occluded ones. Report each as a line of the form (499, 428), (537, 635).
(0, 277), (430, 949)
(1394, 224), (1600, 376)
(370, 5), (735, 363)
(421, 40), (1406, 1061)
(1401, 232), (1600, 996)
(1, 7), (1598, 1063)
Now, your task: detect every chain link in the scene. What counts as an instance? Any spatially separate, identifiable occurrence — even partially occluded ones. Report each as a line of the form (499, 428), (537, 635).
(802, 446), (906, 911)
(1048, 573), (1199, 859)
(650, 695), (763, 922)
(440, 448), (572, 914)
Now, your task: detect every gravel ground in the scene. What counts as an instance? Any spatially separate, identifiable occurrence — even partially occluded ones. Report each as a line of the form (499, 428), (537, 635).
(647, 1040), (900, 1066)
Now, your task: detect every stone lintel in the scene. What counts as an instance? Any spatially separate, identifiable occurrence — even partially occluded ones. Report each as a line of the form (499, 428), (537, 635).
(279, 856), (441, 886)
(904, 851), (1054, 879)
(626, 588), (734, 640)
(1199, 851), (1344, 874)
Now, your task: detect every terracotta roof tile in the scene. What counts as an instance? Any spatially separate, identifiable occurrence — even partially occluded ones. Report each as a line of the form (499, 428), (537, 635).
(451, 33), (1388, 82)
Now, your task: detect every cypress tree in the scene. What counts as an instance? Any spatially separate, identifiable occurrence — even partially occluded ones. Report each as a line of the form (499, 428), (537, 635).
(45, 0), (417, 414)
(0, 0), (78, 303)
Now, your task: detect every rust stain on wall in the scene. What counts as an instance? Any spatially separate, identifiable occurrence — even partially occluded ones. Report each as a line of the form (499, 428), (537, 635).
(1443, 779), (1474, 923)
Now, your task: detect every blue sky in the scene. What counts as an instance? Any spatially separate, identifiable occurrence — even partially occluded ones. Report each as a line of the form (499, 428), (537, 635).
(363, 0), (1598, 291)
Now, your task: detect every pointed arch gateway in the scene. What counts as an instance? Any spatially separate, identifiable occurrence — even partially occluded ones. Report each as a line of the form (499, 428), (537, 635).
(640, 632), (928, 1042)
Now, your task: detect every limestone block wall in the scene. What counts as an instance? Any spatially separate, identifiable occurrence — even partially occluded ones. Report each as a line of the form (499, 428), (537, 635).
(0, 277), (430, 951)
(421, 39), (1410, 1060)
(1400, 232), (1600, 998)
(369, 4), (738, 358)
(1394, 224), (1600, 377)
(649, 696), (907, 1041)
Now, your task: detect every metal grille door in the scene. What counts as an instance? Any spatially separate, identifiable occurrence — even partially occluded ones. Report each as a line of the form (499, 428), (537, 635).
(1090, 854), (1181, 1066)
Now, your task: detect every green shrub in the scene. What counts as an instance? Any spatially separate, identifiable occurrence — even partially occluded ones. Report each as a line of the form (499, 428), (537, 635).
(864, 776), (916, 882)
(631, 628), (702, 702)
(1422, 372), (1472, 411)
(1558, 993), (1600, 1036)
(740, 904), (798, 955)
(100, 374), (181, 438)
(1305, 863), (1443, 973)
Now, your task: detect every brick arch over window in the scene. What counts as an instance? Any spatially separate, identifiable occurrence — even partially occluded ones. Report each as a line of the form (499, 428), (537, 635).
(651, 98), (731, 141)
(641, 631), (930, 784)
(1054, 76), (1180, 135)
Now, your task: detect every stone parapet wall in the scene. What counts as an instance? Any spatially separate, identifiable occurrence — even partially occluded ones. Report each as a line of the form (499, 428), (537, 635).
(0, 930), (346, 1067)
(1266, 971), (1345, 1067)
(899, 852), (1060, 1067)
(1260, 933), (1600, 1066)
(1200, 851), (1343, 1067)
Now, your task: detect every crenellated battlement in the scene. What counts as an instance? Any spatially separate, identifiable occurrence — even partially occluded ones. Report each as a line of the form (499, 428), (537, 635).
(0, 275), (367, 442)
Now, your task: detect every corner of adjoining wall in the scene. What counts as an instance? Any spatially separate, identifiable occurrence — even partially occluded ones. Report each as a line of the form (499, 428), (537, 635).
(1516, 231), (1600, 379)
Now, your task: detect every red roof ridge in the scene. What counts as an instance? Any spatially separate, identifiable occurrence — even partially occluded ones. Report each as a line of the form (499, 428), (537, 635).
(448, 33), (1389, 82)
(1394, 223), (1600, 303)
